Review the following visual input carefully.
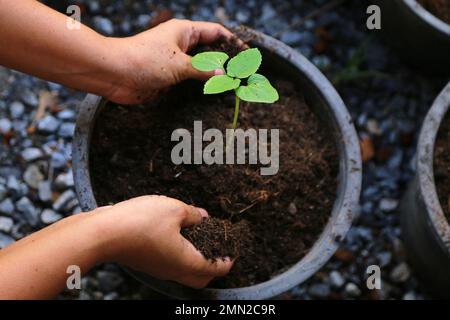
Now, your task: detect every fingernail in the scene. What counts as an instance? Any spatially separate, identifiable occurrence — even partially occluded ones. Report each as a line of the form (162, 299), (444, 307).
(196, 207), (209, 218)
(214, 69), (224, 75)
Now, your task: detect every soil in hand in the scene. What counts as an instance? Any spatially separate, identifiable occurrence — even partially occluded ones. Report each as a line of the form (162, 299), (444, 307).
(89, 39), (338, 288)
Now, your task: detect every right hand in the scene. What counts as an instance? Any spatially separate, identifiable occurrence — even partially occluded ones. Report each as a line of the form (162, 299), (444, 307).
(94, 195), (233, 289)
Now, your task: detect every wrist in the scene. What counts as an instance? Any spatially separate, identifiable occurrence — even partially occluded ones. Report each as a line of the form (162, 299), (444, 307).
(98, 36), (140, 104)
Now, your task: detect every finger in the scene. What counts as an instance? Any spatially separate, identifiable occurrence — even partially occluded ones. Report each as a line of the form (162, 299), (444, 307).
(189, 21), (233, 46)
(178, 238), (234, 278)
(197, 257), (234, 277)
(180, 205), (207, 228)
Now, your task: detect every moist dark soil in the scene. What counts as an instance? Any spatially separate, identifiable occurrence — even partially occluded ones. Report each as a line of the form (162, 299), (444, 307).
(89, 39), (338, 288)
(419, 0), (450, 24)
(434, 111), (450, 222)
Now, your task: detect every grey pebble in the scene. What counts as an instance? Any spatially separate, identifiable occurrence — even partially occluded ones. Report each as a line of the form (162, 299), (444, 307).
(37, 115), (60, 133)
(23, 164), (44, 189)
(21, 147), (44, 162)
(41, 209), (63, 224)
(53, 189), (76, 212)
(38, 180), (52, 203)
(0, 198), (14, 215)
(0, 118), (12, 134)
(0, 216), (14, 233)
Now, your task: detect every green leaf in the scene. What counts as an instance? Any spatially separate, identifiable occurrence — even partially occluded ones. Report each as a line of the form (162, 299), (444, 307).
(204, 75), (241, 94)
(226, 48), (262, 79)
(236, 74), (279, 103)
(191, 52), (229, 72)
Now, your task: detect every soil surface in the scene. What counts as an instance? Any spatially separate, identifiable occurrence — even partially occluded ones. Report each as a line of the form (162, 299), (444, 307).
(419, 0), (450, 24)
(434, 111), (450, 222)
(89, 39), (338, 288)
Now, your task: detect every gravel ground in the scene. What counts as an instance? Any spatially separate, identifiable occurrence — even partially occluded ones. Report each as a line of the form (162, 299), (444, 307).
(0, 0), (448, 300)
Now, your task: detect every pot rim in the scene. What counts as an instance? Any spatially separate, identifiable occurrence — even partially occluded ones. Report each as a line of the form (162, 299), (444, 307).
(73, 27), (362, 299)
(417, 82), (450, 251)
(403, 0), (450, 36)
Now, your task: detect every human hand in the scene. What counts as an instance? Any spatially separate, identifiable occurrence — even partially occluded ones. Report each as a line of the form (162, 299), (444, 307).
(96, 195), (233, 289)
(105, 19), (235, 104)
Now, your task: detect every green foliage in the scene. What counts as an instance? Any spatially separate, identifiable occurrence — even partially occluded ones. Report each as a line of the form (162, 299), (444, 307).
(236, 74), (278, 103)
(204, 75), (240, 94)
(191, 48), (279, 135)
(226, 48), (262, 79)
(191, 52), (229, 72)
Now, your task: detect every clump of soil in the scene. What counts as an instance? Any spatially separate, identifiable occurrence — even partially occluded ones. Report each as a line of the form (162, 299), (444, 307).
(419, 0), (450, 24)
(434, 111), (450, 221)
(89, 38), (338, 288)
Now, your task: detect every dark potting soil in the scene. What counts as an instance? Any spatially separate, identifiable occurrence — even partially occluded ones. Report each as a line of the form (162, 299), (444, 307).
(434, 111), (450, 222)
(419, 0), (450, 24)
(89, 40), (338, 288)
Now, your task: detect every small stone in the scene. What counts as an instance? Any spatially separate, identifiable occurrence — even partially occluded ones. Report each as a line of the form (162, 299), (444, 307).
(21, 147), (44, 162)
(280, 31), (303, 45)
(0, 232), (14, 248)
(58, 122), (75, 138)
(21, 89), (39, 106)
(377, 251), (392, 267)
(37, 115), (60, 133)
(23, 164), (44, 189)
(308, 283), (330, 298)
(0, 118), (12, 134)
(403, 291), (419, 300)
(41, 209), (63, 224)
(57, 109), (76, 120)
(345, 282), (361, 297)
(6, 175), (21, 193)
(366, 119), (382, 136)
(390, 262), (411, 283)
(51, 152), (66, 169)
(38, 181), (52, 202)
(96, 270), (123, 292)
(104, 292), (119, 300)
(16, 197), (39, 226)
(54, 171), (74, 189)
(53, 190), (76, 212)
(93, 16), (114, 35)
(379, 198), (398, 212)
(10, 101), (25, 119)
(288, 202), (297, 214)
(0, 198), (14, 215)
(0, 216), (13, 233)
(329, 271), (345, 288)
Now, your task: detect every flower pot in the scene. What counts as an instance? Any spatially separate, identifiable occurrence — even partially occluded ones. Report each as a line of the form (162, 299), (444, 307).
(399, 82), (450, 298)
(72, 27), (362, 299)
(376, 0), (450, 74)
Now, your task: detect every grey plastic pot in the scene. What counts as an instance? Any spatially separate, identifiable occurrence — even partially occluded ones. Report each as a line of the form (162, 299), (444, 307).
(72, 27), (362, 300)
(399, 82), (450, 299)
(377, 0), (450, 74)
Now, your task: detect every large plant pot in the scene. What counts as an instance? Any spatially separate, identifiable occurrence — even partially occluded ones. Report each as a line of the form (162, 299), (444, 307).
(72, 27), (362, 299)
(377, 0), (450, 74)
(399, 82), (450, 298)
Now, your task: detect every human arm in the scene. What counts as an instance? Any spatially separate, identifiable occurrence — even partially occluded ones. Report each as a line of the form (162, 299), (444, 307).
(0, 0), (232, 104)
(0, 196), (232, 299)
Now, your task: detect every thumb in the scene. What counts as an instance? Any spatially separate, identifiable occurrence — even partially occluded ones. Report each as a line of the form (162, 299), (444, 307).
(182, 54), (225, 81)
(180, 206), (209, 228)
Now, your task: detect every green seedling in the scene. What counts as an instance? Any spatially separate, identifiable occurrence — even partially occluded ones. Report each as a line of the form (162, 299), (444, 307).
(191, 48), (279, 147)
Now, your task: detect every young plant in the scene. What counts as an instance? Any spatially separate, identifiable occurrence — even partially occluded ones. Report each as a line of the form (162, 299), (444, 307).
(191, 48), (279, 147)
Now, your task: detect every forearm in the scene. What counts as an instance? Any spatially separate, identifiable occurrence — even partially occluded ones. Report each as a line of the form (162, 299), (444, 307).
(0, 0), (124, 98)
(0, 212), (112, 299)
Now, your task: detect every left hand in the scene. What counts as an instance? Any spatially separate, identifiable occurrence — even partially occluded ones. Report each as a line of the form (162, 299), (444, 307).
(105, 19), (234, 104)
